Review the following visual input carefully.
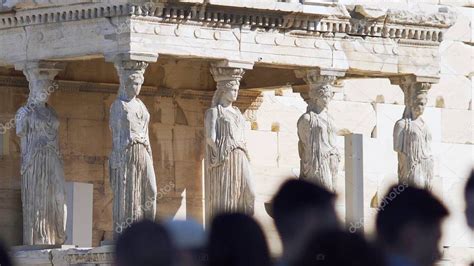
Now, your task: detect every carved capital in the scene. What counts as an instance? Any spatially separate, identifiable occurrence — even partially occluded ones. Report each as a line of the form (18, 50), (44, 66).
(210, 66), (245, 83)
(210, 64), (246, 93)
(211, 60), (254, 70)
(296, 68), (345, 84)
(105, 52), (158, 64)
(16, 61), (65, 80)
(295, 68), (345, 101)
(114, 60), (149, 76)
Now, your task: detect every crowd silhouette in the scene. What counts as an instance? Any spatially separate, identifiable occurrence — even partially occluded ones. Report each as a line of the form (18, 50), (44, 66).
(0, 171), (473, 266)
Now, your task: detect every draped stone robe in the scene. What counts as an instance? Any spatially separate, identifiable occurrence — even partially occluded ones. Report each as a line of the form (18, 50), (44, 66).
(297, 110), (340, 191)
(109, 98), (157, 233)
(16, 104), (66, 245)
(394, 118), (434, 189)
(205, 105), (255, 219)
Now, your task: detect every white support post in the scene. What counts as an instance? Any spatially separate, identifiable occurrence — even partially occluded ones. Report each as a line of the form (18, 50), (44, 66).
(65, 182), (93, 247)
(345, 133), (364, 233)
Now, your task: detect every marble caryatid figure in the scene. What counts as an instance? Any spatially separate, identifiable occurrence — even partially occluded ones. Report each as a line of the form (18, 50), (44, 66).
(15, 63), (66, 245)
(204, 66), (255, 219)
(393, 79), (433, 190)
(297, 72), (340, 192)
(109, 60), (157, 234)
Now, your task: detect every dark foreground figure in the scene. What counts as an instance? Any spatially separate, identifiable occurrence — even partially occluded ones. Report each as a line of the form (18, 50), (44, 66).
(376, 185), (449, 266)
(293, 230), (386, 266)
(207, 213), (272, 266)
(115, 220), (174, 266)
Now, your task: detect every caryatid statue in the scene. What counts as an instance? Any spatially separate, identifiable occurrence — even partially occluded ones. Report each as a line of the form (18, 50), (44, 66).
(296, 70), (341, 192)
(393, 76), (434, 190)
(15, 62), (67, 245)
(204, 65), (255, 219)
(109, 60), (157, 235)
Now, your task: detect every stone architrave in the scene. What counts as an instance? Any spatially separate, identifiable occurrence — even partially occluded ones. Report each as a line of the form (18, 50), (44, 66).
(15, 61), (67, 245)
(204, 64), (255, 220)
(296, 69), (343, 192)
(109, 60), (157, 236)
(393, 76), (434, 190)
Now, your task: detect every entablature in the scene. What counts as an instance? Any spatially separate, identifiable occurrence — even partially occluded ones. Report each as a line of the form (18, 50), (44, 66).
(0, 0), (457, 80)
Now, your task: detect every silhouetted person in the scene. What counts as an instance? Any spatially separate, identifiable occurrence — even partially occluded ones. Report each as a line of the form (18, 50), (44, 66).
(293, 230), (386, 266)
(465, 170), (474, 230)
(207, 213), (272, 266)
(0, 240), (12, 266)
(271, 179), (340, 265)
(466, 173), (474, 266)
(164, 219), (207, 266)
(376, 185), (449, 266)
(115, 220), (174, 266)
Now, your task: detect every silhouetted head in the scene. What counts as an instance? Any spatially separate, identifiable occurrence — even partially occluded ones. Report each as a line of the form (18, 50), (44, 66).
(115, 220), (174, 266)
(294, 230), (386, 266)
(207, 213), (271, 266)
(271, 179), (338, 260)
(164, 219), (207, 266)
(465, 170), (474, 230)
(376, 185), (448, 266)
(0, 240), (12, 266)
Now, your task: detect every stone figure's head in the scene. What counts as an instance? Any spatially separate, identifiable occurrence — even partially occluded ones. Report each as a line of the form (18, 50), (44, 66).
(210, 67), (244, 107)
(410, 86), (429, 119)
(309, 84), (334, 109)
(25, 71), (58, 106)
(116, 61), (148, 101)
(214, 80), (240, 106)
(120, 71), (145, 100)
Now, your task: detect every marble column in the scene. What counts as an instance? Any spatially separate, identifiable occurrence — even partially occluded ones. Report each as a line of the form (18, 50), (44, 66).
(392, 75), (434, 190)
(15, 61), (67, 245)
(109, 60), (157, 236)
(295, 68), (344, 192)
(204, 63), (255, 220)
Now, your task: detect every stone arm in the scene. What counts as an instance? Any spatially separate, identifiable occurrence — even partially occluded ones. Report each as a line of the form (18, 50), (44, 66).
(138, 100), (153, 160)
(393, 119), (406, 153)
(327, 114), (339, 154)
(15, 107), (29, 137)
(46, 106), (60, 143)
(204, 108), (219, 154)
(110, 102), (121, 147)
(109, 101), (128, 168)
(297, 113), (312, 176)
(143, 124), (153, 161)
(424, 119), (432, 143)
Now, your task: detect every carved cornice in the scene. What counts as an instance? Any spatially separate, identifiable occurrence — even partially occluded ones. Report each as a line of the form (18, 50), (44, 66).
(0, 2), (455, 45)
(0, 3), (130, 29)
(386, 8), (456, 28)
(210, 66), (245, 83)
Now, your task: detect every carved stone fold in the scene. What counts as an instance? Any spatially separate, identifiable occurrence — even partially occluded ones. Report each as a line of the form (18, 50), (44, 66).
(393, 76), (434, 190)
(109, 60), (157, 236)
(204, 65), (255, 220)
(15, 62), (67, 245)
(297, 69), (340, 192)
